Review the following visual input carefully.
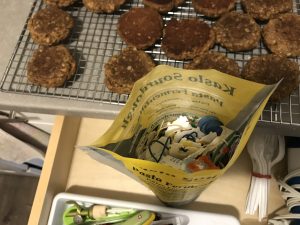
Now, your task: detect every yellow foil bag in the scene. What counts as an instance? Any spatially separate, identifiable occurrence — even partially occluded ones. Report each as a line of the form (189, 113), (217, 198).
(81, 65), (278, 205)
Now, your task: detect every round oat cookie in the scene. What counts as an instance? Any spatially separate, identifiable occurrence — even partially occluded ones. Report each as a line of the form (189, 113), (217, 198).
(161, 18), (215, 60)
(184, 51), (240, 77)
(241, 0), (293, 21)
(118, 7), (163, 50)
(263, 13), (300, 57)
(143, 0), (185, 13)
(192, 0), (236, 18)
(241, 55), (300, 101)
(83, 0), (126, 13)
(43, 0), (75, 7)
(27, 45), (76, 88)
(174, 0), (184, 7)
(104, 48), (156, 94)
(213, 12), (260, 52)
(28, 7), (74, 45)
(143, 0), (174, 14)
(173, 0), (185, 7)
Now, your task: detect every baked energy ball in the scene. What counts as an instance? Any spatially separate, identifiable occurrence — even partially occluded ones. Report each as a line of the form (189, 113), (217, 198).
(28, 7), (74, 45)
(213, 12), (260, 52)
(241, 0), (292, 21)
(118, 7), (163, 50)
(27, 45), (76, 88)
(83, 0), (126, 13)
(161, 18), (215, 60)
(104, 48), (155, 94)
(241, 55), (300, 101)
(192, 0), (236, 18)
(263, 13), (300, 57)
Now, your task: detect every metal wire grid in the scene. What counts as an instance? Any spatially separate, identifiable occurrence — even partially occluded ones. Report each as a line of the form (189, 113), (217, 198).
(1, 0), (300, 125)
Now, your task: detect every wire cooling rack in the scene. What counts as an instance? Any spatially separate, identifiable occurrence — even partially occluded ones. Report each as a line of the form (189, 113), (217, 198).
(1, 0), (300, 127)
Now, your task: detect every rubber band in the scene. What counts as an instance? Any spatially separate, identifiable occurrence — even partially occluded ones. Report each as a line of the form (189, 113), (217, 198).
(252, 172), (272, 179)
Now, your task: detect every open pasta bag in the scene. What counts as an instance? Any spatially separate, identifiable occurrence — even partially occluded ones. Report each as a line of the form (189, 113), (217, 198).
(81, 65), (278, 206)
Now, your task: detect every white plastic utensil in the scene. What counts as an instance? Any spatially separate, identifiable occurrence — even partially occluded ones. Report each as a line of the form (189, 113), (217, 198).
(246, 130), (266, 216)
(268, 169), (300, 224)
(245, 129), (285, 221)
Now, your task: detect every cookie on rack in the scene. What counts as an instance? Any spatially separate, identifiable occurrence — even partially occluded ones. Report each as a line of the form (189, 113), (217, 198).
(241, 0), (293, 21)
(104, 48), (155, 94)
(27, 45), (76, 88)
(143, 0), (185, 13)
(161, 18), (215, 60)
(43, 0), (76, 8)
(241, 54), (300, 101)
(118, 7), (163, 50)
(28, 7), (74, 45)
(174, 0), (185, 7)
(263, 13), (300, 57)
(192, 0), (236, 18)
(184, 51), (240, 77)
(143, 0), (174, 13)
(83, 0), (126, 13)
(213, 11), (260, 52)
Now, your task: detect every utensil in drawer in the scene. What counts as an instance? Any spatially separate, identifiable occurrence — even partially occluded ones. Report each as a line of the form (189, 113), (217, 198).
(269, 169), (300, 225)
(246, 129), (285, 221)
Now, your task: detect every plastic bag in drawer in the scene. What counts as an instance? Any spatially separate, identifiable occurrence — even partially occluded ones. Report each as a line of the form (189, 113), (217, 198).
(81, 65), (278, 206)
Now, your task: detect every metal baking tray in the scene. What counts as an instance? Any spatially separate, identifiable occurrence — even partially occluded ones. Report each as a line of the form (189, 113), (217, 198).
(1, 0), (300, 131)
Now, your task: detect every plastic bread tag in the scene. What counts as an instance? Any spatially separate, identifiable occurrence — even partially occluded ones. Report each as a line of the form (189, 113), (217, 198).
(80, 65), (279, 206)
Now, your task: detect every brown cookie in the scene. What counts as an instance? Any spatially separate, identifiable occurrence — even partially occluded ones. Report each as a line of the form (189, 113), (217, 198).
(43, 0), (76, 7)
(184, 51), (240, 77)
(83, 0), (126, 13)
(27, 45), (76, 88)
(28, 7), (74, 45)
(241, 55), (300, 101)
(213, 12), (260, 52)
(174, 0), (185, 7)
(104, 48), (156, 94)
(143, 0), (174, 13)
(118, 7), (163, 50)
(143, 0), (185, 13)
(263, 13), (300, 57)
(192, 0), (236, 18)
(241, 0), (293, 21)
(161, 18), (215, 60)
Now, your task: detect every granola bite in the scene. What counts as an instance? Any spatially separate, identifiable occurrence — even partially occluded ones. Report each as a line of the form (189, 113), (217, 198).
(83, 0), (126, 13)
(241, 0), (292, 21)
(161, 18), (215, 60)
(43, 0), (76, 8)
(117, 7), (163, 49)
(213, 11), (261, 52)
(241, 54), (300, 101)
(27, 45), (76, 88)
(263, 13), (300, 57)
(192, 0), (236, 18)
(104, 48), (156, 94)
(184, 51), (240, 77)
(28, 7), (74, 45)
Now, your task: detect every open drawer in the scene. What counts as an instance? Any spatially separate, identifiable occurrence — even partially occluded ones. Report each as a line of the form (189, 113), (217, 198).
(28, 116), (287, 225)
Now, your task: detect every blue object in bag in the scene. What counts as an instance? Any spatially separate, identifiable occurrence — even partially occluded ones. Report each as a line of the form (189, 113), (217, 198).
(198, 115), (223, 136)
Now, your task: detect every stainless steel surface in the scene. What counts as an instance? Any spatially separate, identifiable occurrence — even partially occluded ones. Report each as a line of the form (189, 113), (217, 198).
(0, 0), (300, 134)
